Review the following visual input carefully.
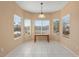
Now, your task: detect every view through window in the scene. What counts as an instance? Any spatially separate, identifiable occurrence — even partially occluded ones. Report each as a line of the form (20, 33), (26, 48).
(24, 19), (31, 35)
(13, 15), (21, 38)
(53, 18), (59, 33)
(35, 20), (50, 35)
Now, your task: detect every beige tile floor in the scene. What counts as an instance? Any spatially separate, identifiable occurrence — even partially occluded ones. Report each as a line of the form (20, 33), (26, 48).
(6, 40), (76, 57)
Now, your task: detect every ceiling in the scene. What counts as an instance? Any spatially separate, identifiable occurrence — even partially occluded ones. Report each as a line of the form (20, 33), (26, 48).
(16, 1), (69, 13)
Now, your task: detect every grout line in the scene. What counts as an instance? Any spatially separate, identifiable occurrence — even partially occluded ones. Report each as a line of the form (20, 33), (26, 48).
(59, 42), (78, 57)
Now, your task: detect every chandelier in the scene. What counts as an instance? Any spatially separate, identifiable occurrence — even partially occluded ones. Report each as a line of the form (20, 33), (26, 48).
(38, 2), (45, 18)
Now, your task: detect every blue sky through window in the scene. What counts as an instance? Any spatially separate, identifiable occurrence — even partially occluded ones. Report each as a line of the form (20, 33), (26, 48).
(35, 20), (49, 26)
(62, 14), (70, 24)
(35, 20), (42, 26)
(24, 19), (31, 26)
(14, 15), (21, 25)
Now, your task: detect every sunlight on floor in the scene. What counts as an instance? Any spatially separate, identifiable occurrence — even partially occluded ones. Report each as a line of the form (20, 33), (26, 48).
(6, 40), (76, 57)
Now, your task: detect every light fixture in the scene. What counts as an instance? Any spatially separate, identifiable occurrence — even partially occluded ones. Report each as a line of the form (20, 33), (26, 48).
(38, 2), (45, 18)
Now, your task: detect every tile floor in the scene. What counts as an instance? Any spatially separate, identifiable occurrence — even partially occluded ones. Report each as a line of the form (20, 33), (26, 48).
(6, 40), (76, 57)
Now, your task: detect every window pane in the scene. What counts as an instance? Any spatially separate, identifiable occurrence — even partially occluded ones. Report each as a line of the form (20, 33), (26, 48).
(62, 14), (70, 38)
(53, 19), (59, 33)
(24, 19), (31, 35)
(42, 20), (50, 35)
(35, 20), (50, 35)
(14, 15), (21, 38)
(35, 20), (42, 35)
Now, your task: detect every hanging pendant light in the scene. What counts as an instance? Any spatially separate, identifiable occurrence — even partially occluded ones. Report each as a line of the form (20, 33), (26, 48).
(38, 2), (45, 18)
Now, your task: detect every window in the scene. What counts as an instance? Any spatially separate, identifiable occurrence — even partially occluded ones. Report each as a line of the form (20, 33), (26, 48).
(62, 14), (70, 38)
(53, 18), (59, 33)
(13, 15), (21, 38)
(35, 20), (50, 35)
(24, 19), (31, 35)
(35, 20), (42, 35)
(42, 20), (50, 35)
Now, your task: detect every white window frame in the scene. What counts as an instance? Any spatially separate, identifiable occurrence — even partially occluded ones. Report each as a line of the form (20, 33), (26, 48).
(53, 18), (60, 33)
(23, 19), (31, 35)
(13, 14), (22, 40)
(34, 19), (50, 35)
